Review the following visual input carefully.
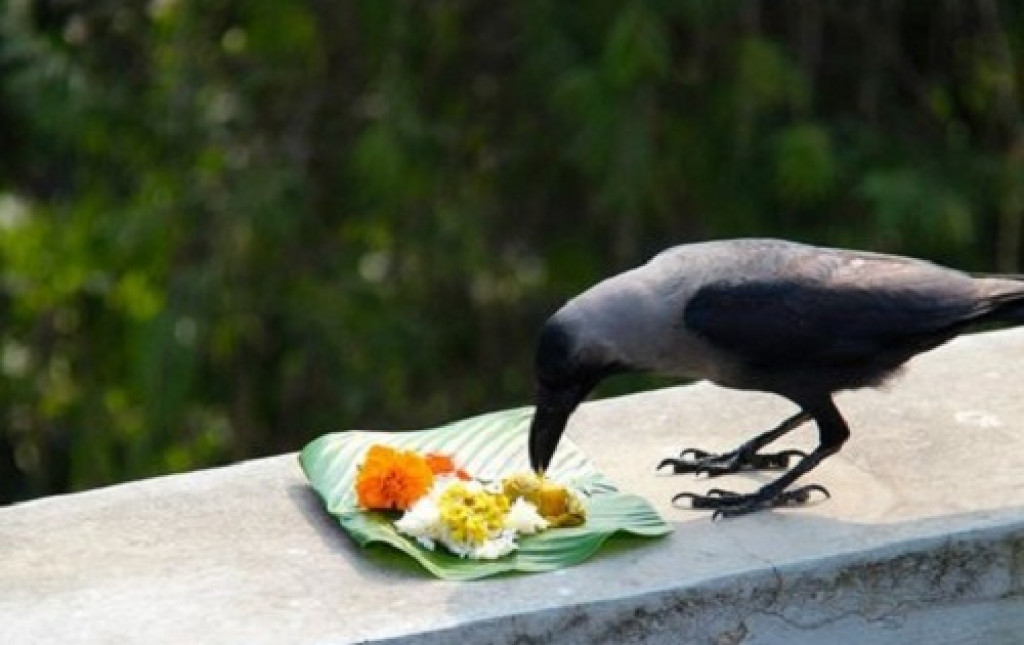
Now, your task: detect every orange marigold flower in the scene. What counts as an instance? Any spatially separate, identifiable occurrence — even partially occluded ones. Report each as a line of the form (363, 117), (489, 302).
(356, 444), (435, 511)
(425, 452), (471, 480)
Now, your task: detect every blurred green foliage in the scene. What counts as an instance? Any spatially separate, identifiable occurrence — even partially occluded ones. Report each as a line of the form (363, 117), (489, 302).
(1, 1), (1022, 503)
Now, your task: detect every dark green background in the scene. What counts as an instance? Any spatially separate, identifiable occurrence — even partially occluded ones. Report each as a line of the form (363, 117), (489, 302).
(1, 1), (1022, 503)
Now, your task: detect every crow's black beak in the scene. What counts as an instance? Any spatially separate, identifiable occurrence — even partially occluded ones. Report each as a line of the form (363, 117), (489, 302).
(528, 382), (590, 473)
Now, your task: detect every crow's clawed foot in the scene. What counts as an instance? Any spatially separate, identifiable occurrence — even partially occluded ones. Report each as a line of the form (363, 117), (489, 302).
(657, 447), (807, 477)
(672, 484), (830, 519)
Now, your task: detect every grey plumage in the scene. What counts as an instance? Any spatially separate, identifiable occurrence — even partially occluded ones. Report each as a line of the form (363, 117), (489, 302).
(528, 238), (1024, 516)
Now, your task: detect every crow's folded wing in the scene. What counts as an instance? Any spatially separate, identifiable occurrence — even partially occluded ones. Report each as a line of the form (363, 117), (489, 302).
(682, 260), (989, 372)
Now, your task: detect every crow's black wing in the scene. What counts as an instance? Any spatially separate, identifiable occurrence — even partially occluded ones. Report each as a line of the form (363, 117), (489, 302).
(683, 256), (988, 374)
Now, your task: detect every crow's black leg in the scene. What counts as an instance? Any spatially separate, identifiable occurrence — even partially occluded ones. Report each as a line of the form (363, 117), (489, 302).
(673, 397), (850, 518)
(658, 411), (811, 477)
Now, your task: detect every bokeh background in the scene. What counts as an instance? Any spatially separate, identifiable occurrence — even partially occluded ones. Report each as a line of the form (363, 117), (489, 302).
(1, 1), (1022, 503)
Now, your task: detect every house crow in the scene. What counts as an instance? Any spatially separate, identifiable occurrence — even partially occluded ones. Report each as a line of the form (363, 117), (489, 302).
(527, 238), (1024, 517)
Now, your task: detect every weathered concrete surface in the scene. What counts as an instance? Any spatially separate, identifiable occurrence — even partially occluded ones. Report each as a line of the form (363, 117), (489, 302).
(2, 328), (1024, 644)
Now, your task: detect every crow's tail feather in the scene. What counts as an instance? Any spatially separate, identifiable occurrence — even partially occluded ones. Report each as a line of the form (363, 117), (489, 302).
(985, 291), (1024, 325)
(972, 271), (1024, 281)
(999, 301), (1024, 324)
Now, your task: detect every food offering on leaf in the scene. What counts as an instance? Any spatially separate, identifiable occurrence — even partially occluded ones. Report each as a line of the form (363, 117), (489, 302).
(353, 444), (586, 559)
(501, 471), (587, 527)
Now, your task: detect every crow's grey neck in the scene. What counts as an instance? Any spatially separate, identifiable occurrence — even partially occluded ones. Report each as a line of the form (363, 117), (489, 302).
(557, 263), (734, 383)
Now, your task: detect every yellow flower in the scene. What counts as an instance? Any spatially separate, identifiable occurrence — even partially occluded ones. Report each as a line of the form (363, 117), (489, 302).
(437, 482), (510, 547)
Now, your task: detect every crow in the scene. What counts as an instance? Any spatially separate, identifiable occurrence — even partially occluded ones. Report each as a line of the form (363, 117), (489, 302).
(527, 238), (1024, 517)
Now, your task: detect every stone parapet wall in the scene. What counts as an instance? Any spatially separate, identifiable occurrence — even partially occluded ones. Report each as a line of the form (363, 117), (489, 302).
(3, 328), (1024, 644)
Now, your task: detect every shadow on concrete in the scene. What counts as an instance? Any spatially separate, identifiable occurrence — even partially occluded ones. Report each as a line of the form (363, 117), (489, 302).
(286, 482), (437, 581)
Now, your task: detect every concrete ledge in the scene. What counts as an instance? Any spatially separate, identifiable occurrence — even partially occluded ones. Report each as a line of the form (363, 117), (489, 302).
(3, 328), (1024, 644)
(400, 525), (1023, 644)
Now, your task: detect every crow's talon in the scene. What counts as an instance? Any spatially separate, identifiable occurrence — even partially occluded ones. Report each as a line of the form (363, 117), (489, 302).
(656, 448), (721, 473)
(657, 457), (700, 474)
(659, 451), (739, 476)
(671, 488), (745, 510)
(776, 484), (830, 505)
(678, 448), (712, 461)
(674, 483), (831, 518)
(671, 490), (742, 509)
(705, 488), (741, 498)
(692, 459), (731, 476)
(670, 492), (703, 509)
(660, 446), (808, 477)
(658, 454), (731, 474)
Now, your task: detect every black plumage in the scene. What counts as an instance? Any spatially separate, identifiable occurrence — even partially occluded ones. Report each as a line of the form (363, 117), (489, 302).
(527, 239), (1024, 517)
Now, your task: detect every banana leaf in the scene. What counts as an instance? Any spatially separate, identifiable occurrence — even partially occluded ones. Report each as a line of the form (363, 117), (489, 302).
(299, 407), (672, 580)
